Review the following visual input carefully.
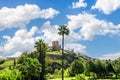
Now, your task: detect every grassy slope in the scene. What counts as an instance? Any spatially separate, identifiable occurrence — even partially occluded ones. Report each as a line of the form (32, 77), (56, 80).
(47, 51), (62, 55)
(0, 50), (61, 70)
(47, 51), (62, 64)
(46, 50), (69, 65)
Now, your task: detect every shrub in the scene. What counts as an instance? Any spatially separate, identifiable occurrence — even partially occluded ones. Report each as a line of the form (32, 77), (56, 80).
(0, 68), (21, 80)
(69, 60), (84, 76)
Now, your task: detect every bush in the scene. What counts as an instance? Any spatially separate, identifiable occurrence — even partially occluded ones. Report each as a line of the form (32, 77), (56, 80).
(69, 60), (84, 76)
(0, 68), (21, 80)
(64, 68), (69, 77)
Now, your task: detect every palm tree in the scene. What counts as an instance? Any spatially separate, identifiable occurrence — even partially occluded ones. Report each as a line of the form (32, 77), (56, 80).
(58, 25), (70, 80)
(35, 39), (47, 80)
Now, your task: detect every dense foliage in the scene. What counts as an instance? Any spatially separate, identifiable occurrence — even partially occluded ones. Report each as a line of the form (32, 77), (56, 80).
(17, 53), (42, 80)
(68, 57), (120, 79)
(35, 39), (48, 80)
(69, 60), (84, 76)
(1, 38), (120, 80)
(0, 68), (21, 80)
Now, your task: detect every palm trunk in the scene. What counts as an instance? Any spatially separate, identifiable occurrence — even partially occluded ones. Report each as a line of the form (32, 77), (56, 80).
(39, 45), (45, 80)
(39, 45), (44, 80)
(62, 34), (64, 80)
(14, 58), (16, 68)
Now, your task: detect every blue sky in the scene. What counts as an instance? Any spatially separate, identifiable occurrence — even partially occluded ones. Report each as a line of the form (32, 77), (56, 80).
(0, 0), (120, 60)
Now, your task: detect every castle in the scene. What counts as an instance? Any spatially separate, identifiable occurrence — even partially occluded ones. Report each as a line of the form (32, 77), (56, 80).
(52, 41), (61, 51)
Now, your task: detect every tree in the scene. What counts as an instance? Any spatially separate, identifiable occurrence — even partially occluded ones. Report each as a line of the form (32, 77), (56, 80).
(94, 60), (105, 78)
(84, 60), (96, 77)
(35, 39), (48, 80)
(112, 58), (120, 78)
(28, 51), (39, 59)
(102, 60), (114, 78)
(17, 54), (41, 80)
(58, 25), (70, 80)
(69, 60), (84, 76)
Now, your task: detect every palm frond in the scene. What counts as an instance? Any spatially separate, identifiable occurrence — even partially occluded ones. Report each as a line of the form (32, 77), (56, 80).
(58, 25), (70, 36)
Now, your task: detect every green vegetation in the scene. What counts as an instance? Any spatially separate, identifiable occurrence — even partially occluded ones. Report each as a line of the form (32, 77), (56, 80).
(0, 60), (13, 69)
(69, 60), (84, 76)
(17, 53), (41, 79)
(0, 68), (21, 80)
(1, 44), (120, 80)
(47, 51), (61, 55)
(35, 39), (48, 80)
(49, 77), (119, 80)
(1, 27), (120, 80)
(49, 77), (75, 80)
(58, 25), (70, 80)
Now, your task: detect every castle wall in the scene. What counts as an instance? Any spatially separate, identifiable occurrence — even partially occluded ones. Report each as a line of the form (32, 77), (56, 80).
(52, 41), (61, 51)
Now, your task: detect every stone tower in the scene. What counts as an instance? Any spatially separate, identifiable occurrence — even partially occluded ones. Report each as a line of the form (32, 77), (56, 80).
(52, 41), (61, 51)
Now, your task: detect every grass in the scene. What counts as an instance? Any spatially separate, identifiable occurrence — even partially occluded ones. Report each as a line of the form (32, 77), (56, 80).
(97, 79), (120, 80)
(49, 77), (75, 80)
(52, 60), (68, 64)
(47, 51), (62, 55)
(49, 78), (119, 80)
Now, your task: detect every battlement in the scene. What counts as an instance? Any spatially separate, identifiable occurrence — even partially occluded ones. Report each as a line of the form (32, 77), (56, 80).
(52, 41), (61, 51)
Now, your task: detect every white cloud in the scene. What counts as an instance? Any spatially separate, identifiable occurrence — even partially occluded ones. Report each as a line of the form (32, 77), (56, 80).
(67, 13), (120, 40)
(0, 46), (4, 53)
(99, 52), (120, 60)
(72, 0), (87, 9)
(92, 0), (120, 14)
(0, 26), (39, 58)
(40, 21), (60, 45)
(0, 4), (59, 31)
(0, 21), (60, 58)
(40, 8), (59, 19)
(40, 21), (86, 53)
(2, 11), (120, 58)
(0, 20), (87, 58)
(65, 43), (86, 53)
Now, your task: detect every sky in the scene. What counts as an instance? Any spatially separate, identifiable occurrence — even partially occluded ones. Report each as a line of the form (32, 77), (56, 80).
(0, 0), (120, 60)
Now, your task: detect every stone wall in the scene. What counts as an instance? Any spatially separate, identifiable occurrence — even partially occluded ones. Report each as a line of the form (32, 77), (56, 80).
(52, 41), (61, 51)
